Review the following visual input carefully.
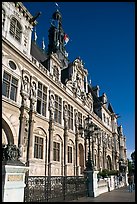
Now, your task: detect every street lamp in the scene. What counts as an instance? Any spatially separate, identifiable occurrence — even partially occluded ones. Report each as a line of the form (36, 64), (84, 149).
(79, 115), (99, 197)
(79, 115), (98, 171)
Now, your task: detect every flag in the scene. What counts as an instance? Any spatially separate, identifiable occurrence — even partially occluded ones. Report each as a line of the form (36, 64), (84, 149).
(64, 34), (69, 46)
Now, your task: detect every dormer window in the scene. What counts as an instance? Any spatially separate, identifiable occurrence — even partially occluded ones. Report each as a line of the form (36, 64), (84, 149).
(10, 17), (22, 42)
(53, 66), (59, 81)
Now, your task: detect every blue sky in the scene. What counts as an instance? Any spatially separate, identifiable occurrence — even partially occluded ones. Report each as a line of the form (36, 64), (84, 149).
(23, 2), (135, 159)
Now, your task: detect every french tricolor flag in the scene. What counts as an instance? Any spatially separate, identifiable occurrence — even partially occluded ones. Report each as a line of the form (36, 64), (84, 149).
(64, 34), (69, 46)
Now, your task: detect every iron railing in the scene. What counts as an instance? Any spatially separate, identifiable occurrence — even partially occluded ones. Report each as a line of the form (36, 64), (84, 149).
(24, 176), (87, 202)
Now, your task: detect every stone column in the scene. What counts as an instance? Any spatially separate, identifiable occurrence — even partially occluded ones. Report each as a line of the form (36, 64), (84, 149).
(19, 71), (31, 161)
(63, 101), (69, 176)
(18, 101), (28, 157)
(26, 97), (36, 167)
(91, 136), (95, 167)
(75, 110), (79, 176)
(26, 76), (37, 168)
(48, 91), (55, 176)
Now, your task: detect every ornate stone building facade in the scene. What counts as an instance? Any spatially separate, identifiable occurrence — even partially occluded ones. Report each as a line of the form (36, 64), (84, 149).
(2, 2), (127, 176)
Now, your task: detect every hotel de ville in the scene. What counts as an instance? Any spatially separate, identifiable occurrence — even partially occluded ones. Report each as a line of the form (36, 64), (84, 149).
(2, 2), (127, 177)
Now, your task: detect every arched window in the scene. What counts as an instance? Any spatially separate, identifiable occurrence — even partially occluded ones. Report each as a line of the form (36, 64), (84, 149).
(10, 17), (22, 42)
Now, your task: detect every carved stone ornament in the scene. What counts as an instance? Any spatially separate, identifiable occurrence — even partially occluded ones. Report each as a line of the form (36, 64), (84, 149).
(2, 144), (24, 165)
(63, 101), (68, 129)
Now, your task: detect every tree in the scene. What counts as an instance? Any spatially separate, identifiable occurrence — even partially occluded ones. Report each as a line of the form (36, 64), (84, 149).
(128, 159), (132, 174)
(131, 151), (135, 174)
(131, 151), (135, 164)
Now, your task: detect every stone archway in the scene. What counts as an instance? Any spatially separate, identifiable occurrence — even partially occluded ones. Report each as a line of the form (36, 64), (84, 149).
(2, 118), (14, 145)
(79, 143), (84, 174)
(107, 155), (112, 170)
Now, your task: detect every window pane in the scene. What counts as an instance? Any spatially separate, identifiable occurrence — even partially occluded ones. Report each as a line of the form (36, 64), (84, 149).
(34, 136), (43, 159)
(10, 86), (17, 101)
(37, 99), (41, 114)
(42, 102), (46, 116)
(3, 72), (11, 81)
(2, 82), (10, 97)
(53, 142), (60, 161)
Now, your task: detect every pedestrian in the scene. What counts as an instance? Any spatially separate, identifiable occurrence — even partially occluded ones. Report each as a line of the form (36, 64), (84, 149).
(128, 174), (134, 192)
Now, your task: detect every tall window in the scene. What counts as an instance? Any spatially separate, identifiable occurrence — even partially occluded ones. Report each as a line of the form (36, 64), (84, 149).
(68, 104), (73, 130)
(10, 17), (22, 42)
(78, 112), (82, 126)
(53, 142), (60, 161)
(54, 95), (62, 124)
(34, 136), (43, 159)
(37, 82), (47, 117)
(68, 146), (72, 163)
(2, 71), (18, 102)
(53, 66), (59, 81)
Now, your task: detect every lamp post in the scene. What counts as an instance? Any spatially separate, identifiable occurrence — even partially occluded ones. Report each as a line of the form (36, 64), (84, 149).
(79, 115), (98, 197)
(79, 115), (97, 171)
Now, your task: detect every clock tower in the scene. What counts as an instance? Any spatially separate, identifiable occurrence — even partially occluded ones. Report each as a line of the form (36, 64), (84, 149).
(47, 9), (69, 68)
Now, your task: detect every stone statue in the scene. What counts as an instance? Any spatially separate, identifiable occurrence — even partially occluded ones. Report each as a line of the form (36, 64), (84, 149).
(31, 81), (36, 97)
(2, 144), (21, 162)
(22, 76), (29, 93)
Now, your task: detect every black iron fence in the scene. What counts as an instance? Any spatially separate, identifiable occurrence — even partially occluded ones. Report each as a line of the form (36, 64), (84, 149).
(24, 176), (87, 202)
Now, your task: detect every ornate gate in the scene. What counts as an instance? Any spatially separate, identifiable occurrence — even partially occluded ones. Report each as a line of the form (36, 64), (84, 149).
(24, 176), (87, 202)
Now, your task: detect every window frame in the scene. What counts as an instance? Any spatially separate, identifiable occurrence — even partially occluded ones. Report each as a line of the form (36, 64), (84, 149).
(9, 17), (22, 42)
(54, 94), (62, 124)
(2, 71), (18, 102)
(68, 104), (73, 130)
(37, 82), (47, 117)
(53, 141), (60, 162)
(68, 146), (72, 163)
(34, 136), (44, 159)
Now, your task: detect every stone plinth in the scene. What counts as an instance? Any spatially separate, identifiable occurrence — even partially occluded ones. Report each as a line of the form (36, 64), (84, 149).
(2, 164), (29, 202)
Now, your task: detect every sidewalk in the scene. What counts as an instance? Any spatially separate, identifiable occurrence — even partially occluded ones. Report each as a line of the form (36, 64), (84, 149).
(68, 186), (135, 202)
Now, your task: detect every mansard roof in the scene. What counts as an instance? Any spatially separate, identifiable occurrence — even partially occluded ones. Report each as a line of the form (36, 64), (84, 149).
(30, 40), (48, 64)
(108, 103), (114, 113)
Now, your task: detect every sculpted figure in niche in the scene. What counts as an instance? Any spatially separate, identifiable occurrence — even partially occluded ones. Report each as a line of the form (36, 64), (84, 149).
(22, 76), (29, 93)
(31, 81), (36, 97)
(49, 94), (55, 119)
(64, 104), (68, 128)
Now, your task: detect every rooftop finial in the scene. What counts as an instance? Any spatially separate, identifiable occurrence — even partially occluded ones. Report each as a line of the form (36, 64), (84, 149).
(89, 78), (92, 85)
(34, 27), (37, 43)
(42, 37), (45, 51)
(55, 2), (60, 9)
